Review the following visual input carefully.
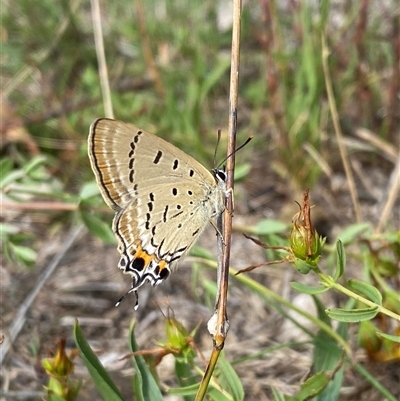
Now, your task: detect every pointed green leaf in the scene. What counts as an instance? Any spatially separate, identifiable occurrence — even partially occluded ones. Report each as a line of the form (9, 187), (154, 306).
(325, 307), (379, 322)
(74, 321), (125, 401)
(293, 259), (312, 274)
(254, 219), (289, 235)
(290, 282), (329, 295)
(270, 386), (285, 401)
(336, 223), (371, 244)
(12, 244), (37, 263)
(0, 223), (19, 237)
(234, 163), (251, 181)
(334, 240), (345, 280)
(80, 181), (101, 200)
(0, 169), (25, 188)
(199, 58), (231, 104)
(375, 332), (400, 343)
(128, 320), (163, 401)
(24, 155), (48, 177)
(81, 210), (115, 244)
(48, 393), (68, 401)
(287, 371), (336, 401)
(347, 279), (382, 305)
(0, 158), (13, 176)
(217, 355), (244, 401)
(167, 383), (198, 397)
(313, 329), (344, 401)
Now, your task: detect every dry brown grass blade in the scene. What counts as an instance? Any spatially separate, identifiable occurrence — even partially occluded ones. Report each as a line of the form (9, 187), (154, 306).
(322, 34), (362, 223)
(134, 0), (166, 98)
(91, 0), (114, 119)
(376, 156), (400, 234)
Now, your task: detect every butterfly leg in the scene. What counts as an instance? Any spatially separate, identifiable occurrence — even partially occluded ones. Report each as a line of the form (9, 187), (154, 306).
(210, 219), (226, 246)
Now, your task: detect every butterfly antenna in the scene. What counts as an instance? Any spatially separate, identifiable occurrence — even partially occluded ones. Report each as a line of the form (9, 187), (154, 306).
(217, 136), (253, 169)
(213, 129), (222, 168)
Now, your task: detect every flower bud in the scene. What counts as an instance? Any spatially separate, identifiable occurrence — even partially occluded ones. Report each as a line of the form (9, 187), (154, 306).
(290, 189), (324, 266)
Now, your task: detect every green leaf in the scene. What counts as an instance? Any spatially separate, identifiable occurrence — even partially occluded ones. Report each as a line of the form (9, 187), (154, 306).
(336, 223), (371, 244)
(0, 168), (25, 188)
(205, 388), (232, 401)
(199, 58), (231, 104)
(217, 355), (244, 401)
(254, 219), (289, 235)
(375, 332), (400, 343)
(334, 240), (345, 280)
(290, 282), (329, 295)
(0, 223), (20, 237)
(81, 211), (115, 244)
(293, 259), (312, 274)
(234, 163), (251, 181)
(12, 244), (37, 263)
(167, 383), (198, 397)
(80, 181), (100, 200)
(128, 320), (163, 401)
(190, 245), (214, 260)
(325, 307), (379, 322)
(347, 279), (382, 305)
(48, 393), (68, 401)
(313, 330), (344, 401)
(270, 386), (285, 401)
(23, 155), (48, 177)
(0, 158), (13, 176)
(287, 372), (332, 401)
(74, 321), (125, 401)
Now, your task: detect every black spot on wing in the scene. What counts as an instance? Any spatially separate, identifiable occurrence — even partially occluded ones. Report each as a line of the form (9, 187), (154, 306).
(163, 205), (169, 222)
(131, 257), (145, 271)
(159, 268), (170, 279)
(134, 131), (142, 142)
(153, 151), (162, 164)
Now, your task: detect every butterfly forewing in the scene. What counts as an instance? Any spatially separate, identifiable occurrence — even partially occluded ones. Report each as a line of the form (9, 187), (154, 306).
(89, 119), (216, 209)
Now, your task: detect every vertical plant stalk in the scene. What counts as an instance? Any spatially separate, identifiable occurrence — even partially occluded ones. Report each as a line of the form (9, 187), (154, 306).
(91, 0), (114, 119)
(321, 34), (362, 223)
(215, 0), (242, 345)
(376, 157), (400, 234)
(387, 11), (400, 135)
(134, 0), (166, 98)
(196, 0), (242, 400)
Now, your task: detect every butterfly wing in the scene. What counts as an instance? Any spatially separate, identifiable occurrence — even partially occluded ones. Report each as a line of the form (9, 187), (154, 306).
(88, 118), (225, 301)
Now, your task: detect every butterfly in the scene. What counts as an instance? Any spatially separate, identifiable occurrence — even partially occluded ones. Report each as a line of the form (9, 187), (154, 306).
(88, 118), (229, 308)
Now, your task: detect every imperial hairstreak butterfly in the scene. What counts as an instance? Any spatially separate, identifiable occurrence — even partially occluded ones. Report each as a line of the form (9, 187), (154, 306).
(88, 118), (228, 309)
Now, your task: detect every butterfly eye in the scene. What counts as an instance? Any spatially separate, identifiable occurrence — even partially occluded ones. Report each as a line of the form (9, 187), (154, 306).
(215, 169), (227, 182)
